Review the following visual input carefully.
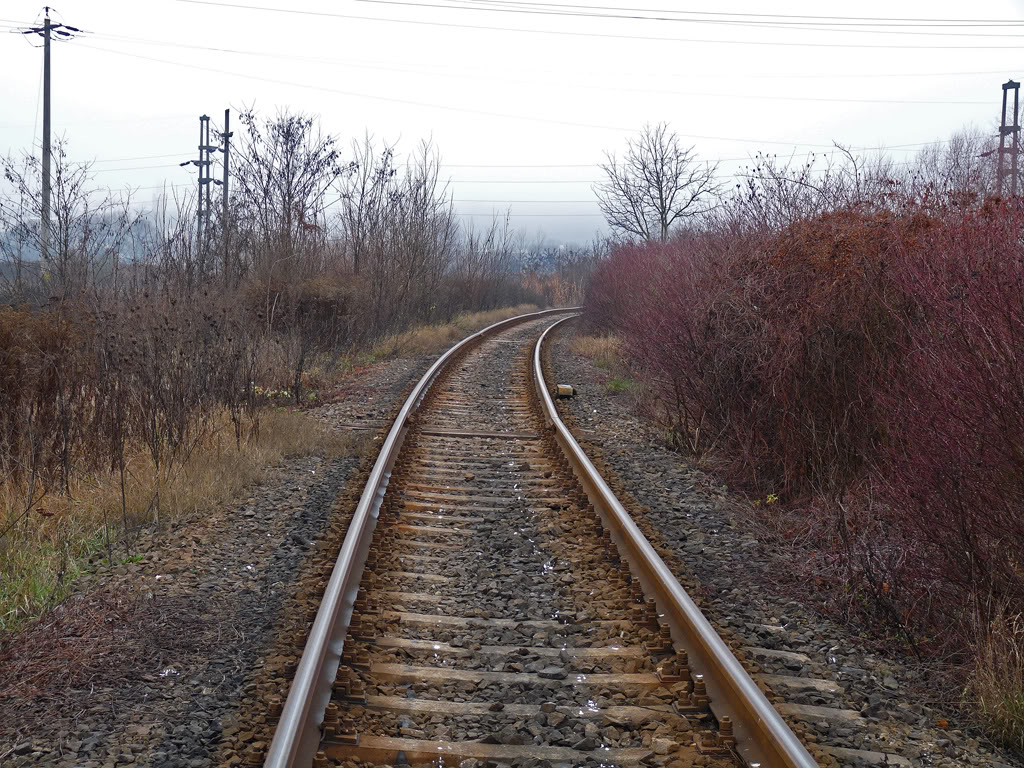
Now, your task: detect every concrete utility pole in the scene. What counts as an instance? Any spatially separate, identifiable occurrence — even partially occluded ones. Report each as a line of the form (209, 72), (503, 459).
(198, 114), (220, 250)
(181, 112), (227, 266)
(42, 12), (50, 265)
(22, 8), (79, 264)
(202, 114), (213, 244)
(222, 108), (232, 281)
(197, 115), (206, 246)
(998, 80), (1020, 198)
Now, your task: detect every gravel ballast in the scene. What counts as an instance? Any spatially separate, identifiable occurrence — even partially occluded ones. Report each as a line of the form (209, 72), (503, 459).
(328, 317), (731, 768)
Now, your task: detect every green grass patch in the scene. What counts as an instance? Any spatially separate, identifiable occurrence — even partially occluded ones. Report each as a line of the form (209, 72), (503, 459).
(606, 376), (637, 394)
(0, 530), (103, 632)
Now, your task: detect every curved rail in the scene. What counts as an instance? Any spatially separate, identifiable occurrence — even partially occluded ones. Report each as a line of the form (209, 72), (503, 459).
(265, 307), (579, 768)
(533, 316), (818, 768)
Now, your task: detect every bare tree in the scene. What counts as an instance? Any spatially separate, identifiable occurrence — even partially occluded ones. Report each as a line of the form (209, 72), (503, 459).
(233, 107), (350, 281)
(595, 122), (720, 241)
(338, 137), (459, 336)
(1, 141), (138, 306)
(337, 133), (398, 276)
(908, 127), (997, 207)
(455, 212), (520, 311)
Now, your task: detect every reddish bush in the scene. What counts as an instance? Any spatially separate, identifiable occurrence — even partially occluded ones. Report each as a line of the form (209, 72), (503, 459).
(591, 211), (920, 499)
(587, 199), (1024, 650)
(587, 234), (737, 455)
(874, 201), (1024, 636)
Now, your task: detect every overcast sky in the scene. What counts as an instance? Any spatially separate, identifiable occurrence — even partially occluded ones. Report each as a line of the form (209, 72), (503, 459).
(1, 1), (1021, 243)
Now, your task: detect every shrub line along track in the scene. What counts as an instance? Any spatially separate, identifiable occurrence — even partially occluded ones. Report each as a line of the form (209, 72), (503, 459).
(264, 309), (817, 768)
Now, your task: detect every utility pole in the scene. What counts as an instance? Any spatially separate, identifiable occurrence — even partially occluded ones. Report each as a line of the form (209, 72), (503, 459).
(222, 108), (232, 282)
(182, 120), (207, 249)
(1013, 84), (1020, 199)
(22, 8), (79, 265)
(201, 114), (213, 246)
(197, 115), (206, 246)
(42, 13), (50, 266)
(206, 117), (215, 235)
(998, 80), (1020, 197)
(181, 112), (226, 268)
(198, 114), (219, 252)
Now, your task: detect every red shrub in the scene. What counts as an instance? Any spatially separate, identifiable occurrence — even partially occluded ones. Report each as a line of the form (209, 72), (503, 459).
(587, 200), (1024, 648)
(587, 235), (728, 453)
(590, 212), (918, 499)
(874, 201), (1024, 635)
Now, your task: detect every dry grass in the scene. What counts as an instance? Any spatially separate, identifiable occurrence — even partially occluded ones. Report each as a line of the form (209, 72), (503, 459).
(571, 333), (623, 371)
(967, 610), (1024, 752)
(259, 305), (544, 398)
(0, 409), (357, 632)
(371, 304), (540, 359)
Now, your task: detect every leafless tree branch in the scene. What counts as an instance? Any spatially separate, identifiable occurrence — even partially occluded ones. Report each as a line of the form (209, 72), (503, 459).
(595, 122), (722, 242)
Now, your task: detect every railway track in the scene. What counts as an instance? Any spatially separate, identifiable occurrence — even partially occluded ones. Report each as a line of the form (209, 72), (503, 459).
(264, 310), (817, 768)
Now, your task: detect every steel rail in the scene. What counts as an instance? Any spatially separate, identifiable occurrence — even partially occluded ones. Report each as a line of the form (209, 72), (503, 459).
(533, 315), (818, 768)
(265, 307), (579, 768)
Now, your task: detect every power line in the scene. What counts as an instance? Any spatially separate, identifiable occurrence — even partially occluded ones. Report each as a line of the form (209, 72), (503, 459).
(83, 35), (990, 106)
(451, 179), (602, 183)
(438, 163), (597, 167)
(76, 43), (629, 134)
(124, 183), (194, 192)
(458, 212), (604, 216)
(48, 29), (1024, 82)
(454, 196), (598, 199)
(358, 0), (1024, 38)
(79, 152), (962, 186)
(91, 150), (946, 192)
(176, 0), (1024, 49)
(84, 154), (605, 169)
(92, 163), (183, 173)
(91, 152), (186, 163)
(74, 44), (981, 150)
(75, 145), (957, 169)
(440, 2), (1024, 25)
(0, 114), (196, 128)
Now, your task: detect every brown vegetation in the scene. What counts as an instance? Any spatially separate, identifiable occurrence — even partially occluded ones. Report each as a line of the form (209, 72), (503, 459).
(569, 334), (622, 371)
(969, 609), (1024, 751)
(0, 406), (352, 631)
(0, 110), (599, 631)
(370, 303), (540, 359)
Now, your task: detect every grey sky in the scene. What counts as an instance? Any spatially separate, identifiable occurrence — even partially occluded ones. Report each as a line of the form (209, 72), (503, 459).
(1, 0), (1021, 243)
